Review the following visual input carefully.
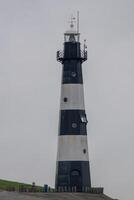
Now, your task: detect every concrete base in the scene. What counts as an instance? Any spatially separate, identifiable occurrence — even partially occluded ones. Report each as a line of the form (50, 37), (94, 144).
(0, 191), (118, 200)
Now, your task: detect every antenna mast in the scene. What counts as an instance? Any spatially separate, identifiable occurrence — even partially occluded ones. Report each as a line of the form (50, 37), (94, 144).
(77, 11), (80, 41)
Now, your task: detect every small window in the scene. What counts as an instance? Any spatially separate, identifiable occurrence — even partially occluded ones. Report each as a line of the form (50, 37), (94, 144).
(63, 97), (68, 102)
(83, 149), (86, 154)
(72, 123), (77, 128)
(71, 72), (76, 77)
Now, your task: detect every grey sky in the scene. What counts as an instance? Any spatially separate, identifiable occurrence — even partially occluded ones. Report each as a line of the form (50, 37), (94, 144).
(0, 0), (134, 200)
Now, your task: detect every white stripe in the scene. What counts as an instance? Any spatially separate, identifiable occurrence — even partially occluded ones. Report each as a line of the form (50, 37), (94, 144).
(57, 135), (89, 161)
(60, 84), (85, 110)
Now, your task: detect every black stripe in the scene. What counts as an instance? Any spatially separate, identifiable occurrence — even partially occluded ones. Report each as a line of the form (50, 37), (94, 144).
(62, 60), (83, 84)
(59, 110), (88, 135)
(55, 161), (91, 191)
(64, 42), (81, 59)
(61, 42), (84, 84)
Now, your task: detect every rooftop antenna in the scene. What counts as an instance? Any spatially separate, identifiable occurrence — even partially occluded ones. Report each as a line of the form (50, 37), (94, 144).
(77, 11), (79, 33)
(84, 39), (87, 52)
(77, 11), (80, 41)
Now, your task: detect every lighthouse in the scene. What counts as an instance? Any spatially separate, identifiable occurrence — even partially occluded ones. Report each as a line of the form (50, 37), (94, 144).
(55, 16), (91, 192)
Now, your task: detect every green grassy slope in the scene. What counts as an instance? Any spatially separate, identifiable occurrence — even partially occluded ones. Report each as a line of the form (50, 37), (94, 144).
(0, 179), (43, 191)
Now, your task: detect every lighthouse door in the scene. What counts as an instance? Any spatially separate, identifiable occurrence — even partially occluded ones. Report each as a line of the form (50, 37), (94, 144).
(70, 170), (81, 191)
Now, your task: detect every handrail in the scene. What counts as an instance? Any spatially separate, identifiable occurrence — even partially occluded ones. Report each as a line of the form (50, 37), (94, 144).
(57, 50), (87, 63)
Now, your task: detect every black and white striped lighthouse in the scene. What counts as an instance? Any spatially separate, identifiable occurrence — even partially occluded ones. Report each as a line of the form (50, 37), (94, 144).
(55, 16), (91, 192)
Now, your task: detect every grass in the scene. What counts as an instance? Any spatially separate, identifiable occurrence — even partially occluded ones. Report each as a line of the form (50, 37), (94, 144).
(0, 179), (43, 192)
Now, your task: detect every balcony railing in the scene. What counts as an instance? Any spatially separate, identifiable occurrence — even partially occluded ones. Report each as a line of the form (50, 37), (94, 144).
(57, 51), (64, 63)
(81, 50), (87, 62)
(57, 50), (87, 63)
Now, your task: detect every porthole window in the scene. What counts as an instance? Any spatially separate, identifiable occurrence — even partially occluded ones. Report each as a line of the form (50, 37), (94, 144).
(83, 149), (86, 154)
(72, 123), (77, 128)
(71, 72), (76, 77)
(63, 97), (68, 102)
(71, 170), (80, 176)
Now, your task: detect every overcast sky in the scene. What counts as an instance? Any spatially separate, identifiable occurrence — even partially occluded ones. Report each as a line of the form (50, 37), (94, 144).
(0, 0), (134, 200)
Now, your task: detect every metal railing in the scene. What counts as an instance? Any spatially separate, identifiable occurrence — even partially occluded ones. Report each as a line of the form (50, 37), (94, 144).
(57, 50), (87, 63)
(57, 51), (64, 63)
(81, 50), (87, 61)
(5, 184), (103, 194)
(55, 187), (103, 194)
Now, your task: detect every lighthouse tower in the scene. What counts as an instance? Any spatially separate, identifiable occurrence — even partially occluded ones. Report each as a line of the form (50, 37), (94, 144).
(55, 17), (91, 192)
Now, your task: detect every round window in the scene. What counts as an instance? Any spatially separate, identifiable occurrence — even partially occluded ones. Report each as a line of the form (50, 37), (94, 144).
(72, 123), (77, 128)
(71, 72), (76, 77)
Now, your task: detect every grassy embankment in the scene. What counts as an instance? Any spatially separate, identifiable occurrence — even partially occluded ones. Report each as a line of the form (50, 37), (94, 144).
(0, 179), (43, 192)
